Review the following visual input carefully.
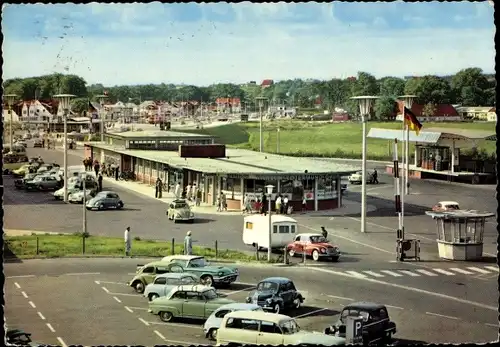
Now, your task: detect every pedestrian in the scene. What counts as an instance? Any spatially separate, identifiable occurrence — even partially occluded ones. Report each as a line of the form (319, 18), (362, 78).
(184, 231), (193, 255)
(195, 188), (202, 206)
(321, 226), (328, 240)
(275, 194), (282, 214)
(216, 195), (221, 212)
(97, 173), (103, 192)
(261, 194), (267, 216)
(243, 194), (250, 214)
(83, 158), (88, 171)
(283, 195), (289, 214)
(372, 168), (379, 184)
(114, 166), (119, 181)
(155, 177), (163, 198)
(124, 226), (131, 256)
(94, 161), (100, 177)
(42, 139), (45, 148)
(302, 195), (307, 212)
(221, 192), (227, 211)
(174, 182), (181, 199)
(186, 183), (192, 201)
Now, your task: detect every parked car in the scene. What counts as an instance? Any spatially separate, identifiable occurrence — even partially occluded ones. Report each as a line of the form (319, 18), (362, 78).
(203, 303), (262, 341)
(37, 163), (59, 174)
(6, 328), (35, 346)
(86, 191), (123, 210)
(33, 139), (43, 148)
(161, 255), (239, 287)
(128, 261), (186, 293)
(148, 284), (235, 322)
(144, 272), (200, 301)
(167, 199), (195, 223)
(324, 302), (396, 345)
(14, 173), (39, 189)
(15, 140), (28, 148)
(68, 189), (96, 203)
(22, 133), (32, 140)
(432, 201), (460, 212)
(348, 171), (375, 184)
(246, 277), (304, 314)
(287, 233), (341, 262)
(24, 175), (59, 191)
(217, 311), (345, 346)
(12, 164), (36, 177)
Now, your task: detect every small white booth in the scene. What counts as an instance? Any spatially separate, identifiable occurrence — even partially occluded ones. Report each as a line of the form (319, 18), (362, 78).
(425, 210), (494, 261)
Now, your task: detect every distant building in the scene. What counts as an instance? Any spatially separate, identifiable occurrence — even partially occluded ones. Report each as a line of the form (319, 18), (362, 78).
(395, 101), (461, 122)
(455, 106), (496, 121)
(216, 97), (241, 113)
(261, 79), (274, 88)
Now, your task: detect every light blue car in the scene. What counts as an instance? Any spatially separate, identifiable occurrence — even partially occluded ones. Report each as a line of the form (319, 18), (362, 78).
(203, 303), (262, 341)
(144, 272), (200, 301)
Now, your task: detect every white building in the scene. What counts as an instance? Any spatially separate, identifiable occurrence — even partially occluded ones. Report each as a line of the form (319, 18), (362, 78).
(23, 100), (54, 123)
(2, 109), (21, 122)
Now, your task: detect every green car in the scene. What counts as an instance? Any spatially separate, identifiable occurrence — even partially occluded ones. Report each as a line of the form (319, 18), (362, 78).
(161, 255), (239, 287)
(128, 261), (186, 293)
(148, 284), (235, 322)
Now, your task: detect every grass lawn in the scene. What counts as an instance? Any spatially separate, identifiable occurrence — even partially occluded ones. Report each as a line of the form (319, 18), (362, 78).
(186, 121), (496, 161)
(4, 234), (267, 262)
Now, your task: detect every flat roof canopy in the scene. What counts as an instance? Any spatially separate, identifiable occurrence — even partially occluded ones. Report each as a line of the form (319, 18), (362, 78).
(107, 130), (214, 139)
(87, 143), (360, 177)
(368, 128), (496, 144)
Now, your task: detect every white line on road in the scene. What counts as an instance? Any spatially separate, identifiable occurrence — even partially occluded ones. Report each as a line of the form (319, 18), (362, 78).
(484, 266), (499, 272)
(21, 291), (28, 298)
(379, 270), (403, 277)
(28, 301), (36, 308)
(101, 286), (110, 293)
(345, 271), (367, 278)
(64, 272), (100, 276)
(113, 296), (122, 303)
(485, 323), (498, 328)
(57, 337), (68, 347)
(415, 269), (438, 276)
(97, 280), (126, 285)
(109, 292), (139, 297)
(432, 268), (455, 276)
(125, 306), (134, 313)
(164, 339), (198, 345)
(362, 271), (385, 278)
(385, 305), (404, 310)
(37, 312), (46, 320)
(14, 282), (21, 289)
(138, 318), (150, 326)
(46, 323), (56, 332)
(449, 268), (474, 275)
(467, 267), (491, 274)
(154, 330), (166, 340)
(7, 275), (35, 278)
(126, 306), (149, 311)
(294, 308), (328, 319)
(94, 280), (100, 285)
(399, 270), (420, 277)
(327, 295), (354, 301)
(225, 287), (256, 296)
(425, 312), (459, 320)
(146, 321), (202, 329)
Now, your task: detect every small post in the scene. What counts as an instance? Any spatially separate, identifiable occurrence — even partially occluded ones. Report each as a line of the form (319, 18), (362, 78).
(256, 244), (259, 261)
(283, 247), (288, 265)
(302, 245), (306, 264)
(215, 240), (218, 259)
(36, 237), (39, 255)
(171, 238), (175, 255)
(82, 236), (86, 254)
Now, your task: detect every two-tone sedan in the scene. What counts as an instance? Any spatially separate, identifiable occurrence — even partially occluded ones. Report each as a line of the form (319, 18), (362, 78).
(287, 233), (340, 262)
(24, 175), (59, 191)
(14, 173), (39, 189)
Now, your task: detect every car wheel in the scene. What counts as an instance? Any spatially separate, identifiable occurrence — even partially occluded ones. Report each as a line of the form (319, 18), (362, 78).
(293, 298), (301, 309)
(116, 202), (123, 209)
(208, 328), (218, 341)
(331, 256), (339, 262)
(98, 203), (105, 210)
(288, 249), (295, 257)
(312, 250), (320, 261)
(200, 275), (214, 287)
(273, 303), (281, 314)
(159, 311), (174, 322)
(383, 332), (392, 344)
(133, 281), (145, 293)
(149, 293), (159, 301)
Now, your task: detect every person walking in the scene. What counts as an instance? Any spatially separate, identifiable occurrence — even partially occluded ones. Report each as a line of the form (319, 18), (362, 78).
(243, 194), (250, 214)
(184, 231), (193, 255)
(195, 188), (202, 206)
(97, 173), (103, 192)
(221, 192), (227, 211)
(302, 195), (307, 212)
(155, 177), (163, 198)
(114, 166), (119, 181)
(93, 161), (100, 177)
(216, 194), (222, 212)
(261, 194), (267, 216)
(124, 226), (131, 256)
(283, 195), (289, 215)
(186, 183), (192, 201)
(174, 182), (181, 199)
(372, 168), (379, 184)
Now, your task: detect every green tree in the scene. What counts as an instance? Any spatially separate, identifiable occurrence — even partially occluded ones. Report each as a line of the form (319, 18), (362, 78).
(71, 97), (90, 115)
(374, 96), (397, 121)
(421, 102), (437, 117)
(351, 72), (378, 96)
(404, 75), (452, 104)
(451, 67), (489, 106)
(379, 77), (405, 97)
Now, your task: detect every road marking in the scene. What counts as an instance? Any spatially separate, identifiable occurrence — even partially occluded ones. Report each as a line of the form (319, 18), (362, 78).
(146, 321), (202, 329)
(415, 269), (438, 276)
(385, 305), (404, 310)
(14, 282), (21, 289)
(425, 312), (459, 320)
(484, 266), (499, 272)
(109, 292), (139, 297)
(379, 270), (402, 277)
(485, 323), (498, 328)
(64, 272), (100, 276)
(7, 275), (35, 278)
(97, 280), (126, 285)
(57, 337), (68, 347)
(138, 318), (150, 326)
(225, 287), (256, 296)
(362, 271), (385, 278)
(94, 280), (100, 285)
(154, 330), (166, 340)
(432, 268), (455, 276)
(299, 224), (394, 254)
(28, 301), (36, 308)
(467, 267), (491, 274)
(101, 286), (110, 293)
(310, 267), (498, 311)
(46, 323), (56, 332)
(327, 295), (354, 301)
(449, 268), (474, 275)
(399, 270), (420, 277)
(125, 306), (134, 313)
(113, 296), (122, 303)
(21, 291), (28, 298)
(164, 339), (198, 345)
(37, 312), (46, 320)
(345, 271), (367, 278)
(294, 308), (328, 319)
(126, 306), (149, 311)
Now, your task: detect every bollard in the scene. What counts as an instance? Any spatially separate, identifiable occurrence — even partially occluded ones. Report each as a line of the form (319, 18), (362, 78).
(171, 238), (175, 255)
(255, 244), (259, 261)
(82, 236), (86, 255)
(215, 240), (218, 259)
(283, 247), (288, 265)
(36, 237), (39, 255)
(302, 246), (306, 264)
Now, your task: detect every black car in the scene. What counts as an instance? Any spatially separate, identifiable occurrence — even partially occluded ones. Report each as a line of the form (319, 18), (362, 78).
(6, 328), (33, 345)
(324, 302), (396, 345)
(14, 173), (40, 189)
(245, 277), (304, 314)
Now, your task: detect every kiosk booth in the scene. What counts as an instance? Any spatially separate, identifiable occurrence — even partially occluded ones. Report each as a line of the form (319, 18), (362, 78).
(425, 210), (494, 261)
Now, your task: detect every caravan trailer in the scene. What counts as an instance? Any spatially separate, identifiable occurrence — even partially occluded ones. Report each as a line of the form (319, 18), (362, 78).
(242, 214), (298, 250)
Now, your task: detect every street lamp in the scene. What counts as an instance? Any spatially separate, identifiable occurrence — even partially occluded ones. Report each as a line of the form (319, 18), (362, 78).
(4, 94), (18, 150)
(256, 96), (268, 152)
(398, 95), (417, 196)
(265, 184), (274, 262)
(350, 96), (378, 233)
(81, 172), (88, 237)
(276, 127), (280, 154)
(53, 94), (75, 203)
(95, 94), (108, 141)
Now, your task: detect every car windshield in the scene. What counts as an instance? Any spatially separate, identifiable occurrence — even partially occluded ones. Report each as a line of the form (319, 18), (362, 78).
(310, 236), (327, 243)
(188, 258), (206, 268)
(257, 281), (279, 292)
(174, 202), (188, 209)
(204, 289), (218, 300)
(280, 319), (300, 334)
(340, 309), (370, 322)
(446, 205), (460, 210)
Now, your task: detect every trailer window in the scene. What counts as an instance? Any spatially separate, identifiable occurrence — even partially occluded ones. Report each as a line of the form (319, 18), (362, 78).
(273, 225), (278, 233)
(279, 225), (289, 234)
(291, 225), (296, 233)
(246, 222), (253, 230)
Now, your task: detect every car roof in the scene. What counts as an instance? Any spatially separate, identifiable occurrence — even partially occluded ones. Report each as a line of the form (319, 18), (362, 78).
(244, 214), (297, 223)
(343, 302), (386, 311)
(172, 199), (188, 203)
(143, 260), (178, 267)
(438, 201), (459, 205)
(224, 310), (292, 323)
(259, 277), (291, 284)
(163, 255), (203, 261)
(98, 191), (116, 195)
(216, 303), (262, 311)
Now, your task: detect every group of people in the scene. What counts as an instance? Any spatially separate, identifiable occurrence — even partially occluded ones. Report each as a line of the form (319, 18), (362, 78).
(154, 179), (203, 206)
(216, 192), (227, 212)
(242, 193), (294, 215)
(83, 158), (120, 182)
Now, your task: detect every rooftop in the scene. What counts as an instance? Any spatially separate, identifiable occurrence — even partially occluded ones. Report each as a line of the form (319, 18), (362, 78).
(368, 128), (496, 143)
(108, 130), (213, 139)
(86, 142), (361, 176)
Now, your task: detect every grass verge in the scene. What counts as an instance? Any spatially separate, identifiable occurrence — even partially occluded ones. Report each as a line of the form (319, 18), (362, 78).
(4, 234), (277, 263)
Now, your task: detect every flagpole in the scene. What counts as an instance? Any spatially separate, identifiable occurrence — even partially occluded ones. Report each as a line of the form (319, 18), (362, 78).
(405, 126), (410, 194)
(400, 112), (405, 241)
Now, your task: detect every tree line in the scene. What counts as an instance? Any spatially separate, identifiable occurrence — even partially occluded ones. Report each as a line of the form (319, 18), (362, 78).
(3, 68), (495, 120)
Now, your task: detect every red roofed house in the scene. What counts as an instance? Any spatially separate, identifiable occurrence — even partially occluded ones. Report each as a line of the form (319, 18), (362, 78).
(216, 97), (241, 113)
(261, 79), (274, 88)
(395, 101), (461, 122)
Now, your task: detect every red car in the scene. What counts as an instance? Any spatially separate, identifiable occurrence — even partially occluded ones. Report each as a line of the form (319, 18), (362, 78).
(287, 233), (341, 262)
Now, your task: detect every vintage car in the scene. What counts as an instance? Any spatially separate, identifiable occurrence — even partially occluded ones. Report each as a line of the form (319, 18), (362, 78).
(33, 139), (43, 148)
(6, 328), (35, 346)
(68, 189), (97, 203)
(12, 164), (35, 177)
(432, 201), (460, 212)
(37, 163), (59, 174)
(167, 199), (195, 223)
(324, 302), (396, 345)
(54, 184), (81, 200)
(144, 272), (200, 301)
(287, 233), (341, 262)
(203, 303), (263, 341)
(348, 171), (375, 184)
(86, 191), (124, 210)
(14, 173), (39, 189)
(245, 277), (304, 314)
(128, 261), (185, 293)
(217, 311), (346, 346)
(24, 175), (59, 191)
(148, 284), (235, 322)
(161, 255), (238, 287)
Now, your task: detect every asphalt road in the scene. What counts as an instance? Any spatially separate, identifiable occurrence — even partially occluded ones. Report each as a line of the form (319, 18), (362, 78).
(5, 259), (498, 346)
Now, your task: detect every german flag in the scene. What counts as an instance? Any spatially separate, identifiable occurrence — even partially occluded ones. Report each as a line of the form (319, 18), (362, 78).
(404, 106), (422, 135)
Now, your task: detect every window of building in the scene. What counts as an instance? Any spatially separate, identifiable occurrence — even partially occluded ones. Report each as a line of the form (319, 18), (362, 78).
(317, 177), (336, 200)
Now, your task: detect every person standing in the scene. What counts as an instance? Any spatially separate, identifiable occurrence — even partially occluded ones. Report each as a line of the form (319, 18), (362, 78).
(283, 195), (289, 214)
(155, 177), (163, 198)
(124, 226), (131, 256)
(186, 183), (192, 201)
(114, 166), (119, 181)
(243, 194), (250, 214)
(372, 168), (379, 184)
(261, 194), (267, 216)
(94, 161), (100, 177)
(221, 192), (227, 211)
(174, 182), (181, 199)
(97, 173), (103, 192)
(195, 188), (202, 206)
(184, 231), (193, 255)
(302, 195), (307, 212)
(275, 195), (282, 214)
(321, 226), (328, 239)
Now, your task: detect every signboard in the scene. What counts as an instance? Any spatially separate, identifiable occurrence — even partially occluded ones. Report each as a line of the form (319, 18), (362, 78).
(179, 144), (226, 158)
(346, 316), (364, 345)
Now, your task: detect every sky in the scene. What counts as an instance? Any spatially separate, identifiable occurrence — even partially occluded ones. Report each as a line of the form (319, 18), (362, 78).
(2, 1), (496, 86)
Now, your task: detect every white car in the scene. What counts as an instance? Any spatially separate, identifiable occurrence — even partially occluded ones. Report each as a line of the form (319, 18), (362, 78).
(432, 201), (460, 212)
(54, 185), (80, 200)
(68, 189), (95, 203)
(348, 171), (374, 184)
